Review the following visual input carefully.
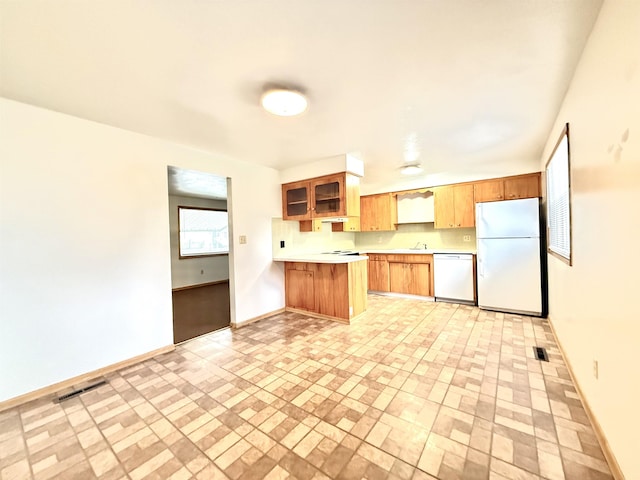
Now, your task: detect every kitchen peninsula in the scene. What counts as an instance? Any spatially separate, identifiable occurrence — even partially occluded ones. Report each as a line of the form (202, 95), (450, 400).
(273, 254), (368, 323)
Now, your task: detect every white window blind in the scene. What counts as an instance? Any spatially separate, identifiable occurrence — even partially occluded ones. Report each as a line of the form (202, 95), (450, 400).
(179, 207), (229, 257)
(546, 127), (572, 264)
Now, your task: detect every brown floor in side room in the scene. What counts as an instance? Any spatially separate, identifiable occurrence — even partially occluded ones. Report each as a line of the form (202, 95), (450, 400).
(0, 295), (614, 480)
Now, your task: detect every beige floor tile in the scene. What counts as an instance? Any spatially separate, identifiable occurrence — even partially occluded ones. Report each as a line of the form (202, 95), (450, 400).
(3, 297), (616, 480)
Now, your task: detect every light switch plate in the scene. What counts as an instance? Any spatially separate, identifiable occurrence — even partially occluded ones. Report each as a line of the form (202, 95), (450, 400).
(239, 235), (247, 244)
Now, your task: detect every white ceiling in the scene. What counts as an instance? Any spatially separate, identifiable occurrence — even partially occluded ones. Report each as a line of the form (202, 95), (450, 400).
(167, 166), (228, 200)
(1, 0), (603, 193)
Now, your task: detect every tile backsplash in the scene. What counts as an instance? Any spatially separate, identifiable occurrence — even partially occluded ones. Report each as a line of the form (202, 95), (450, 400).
(272, 218), (475, 256)
(272, 218), (356, 257)
(356, 223), (476, 251)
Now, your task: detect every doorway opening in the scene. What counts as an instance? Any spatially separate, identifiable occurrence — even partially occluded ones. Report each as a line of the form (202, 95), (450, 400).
(167, 166), (232, 343)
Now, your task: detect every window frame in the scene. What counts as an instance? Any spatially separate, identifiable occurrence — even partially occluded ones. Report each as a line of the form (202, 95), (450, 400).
(545, 123), (573, 266)
(177, 206), (229, 259)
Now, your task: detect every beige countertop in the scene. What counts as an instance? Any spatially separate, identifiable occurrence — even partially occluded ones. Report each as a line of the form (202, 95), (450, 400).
(273, 254), (369, 264)
(360, 248), (476, 255)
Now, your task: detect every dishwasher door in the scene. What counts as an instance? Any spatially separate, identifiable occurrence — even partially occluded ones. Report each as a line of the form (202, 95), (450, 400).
(433, 254), (475, 303)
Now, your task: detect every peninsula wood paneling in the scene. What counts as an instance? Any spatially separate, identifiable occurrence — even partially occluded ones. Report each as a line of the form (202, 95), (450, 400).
(284, 260), (367, 322)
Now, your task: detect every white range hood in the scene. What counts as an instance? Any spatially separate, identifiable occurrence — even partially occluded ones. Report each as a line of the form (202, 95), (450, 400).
(396, 190), (435, 224)
(319, 217), (349, 223)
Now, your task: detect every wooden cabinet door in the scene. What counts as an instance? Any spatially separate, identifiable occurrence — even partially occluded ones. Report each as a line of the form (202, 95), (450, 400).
(453, 184), (475, 228)
(388, 262), (408, 294)
(360, 195), (378, 231)
(282, 180), (311, 220)
(368, 259), (389, 291)
(388, 262), (430, 296)
(435, 185), (474, 228)
(474, 180), (504, 202)
(504, 174), (540, 200)
(408, 263), (430, 296)
(311, 173), (345, 218)
(434, 186), (455, 229)
(285, 269), (314, 310)
(360, 193), (396, 231)
(315, 263), (348, 319)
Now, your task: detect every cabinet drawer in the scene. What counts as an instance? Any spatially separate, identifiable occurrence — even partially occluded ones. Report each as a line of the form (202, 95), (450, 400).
(386, 254), (432, 263)
(366, 253), (389, 261)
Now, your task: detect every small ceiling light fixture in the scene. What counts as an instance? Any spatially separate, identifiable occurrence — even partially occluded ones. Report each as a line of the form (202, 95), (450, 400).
(261, 88), (308, 116)
(400, 163), (423, 175)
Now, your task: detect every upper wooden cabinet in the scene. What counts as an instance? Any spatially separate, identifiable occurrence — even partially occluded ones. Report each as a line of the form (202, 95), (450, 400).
(474, 173), (541, 203)
(360, 193), (397, 231)
(474, 179), (504, 202)
(504, 174), (540, 200)
(282, 179), (312, 220)
(282, 172), (360, 221)
(434, 184), (475, 229)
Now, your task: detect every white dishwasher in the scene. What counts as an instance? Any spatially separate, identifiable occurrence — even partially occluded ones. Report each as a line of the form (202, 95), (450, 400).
(433, 254), (475, 304)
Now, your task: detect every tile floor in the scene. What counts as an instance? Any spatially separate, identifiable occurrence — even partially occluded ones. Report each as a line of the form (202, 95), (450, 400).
(0, 295), (614, 480)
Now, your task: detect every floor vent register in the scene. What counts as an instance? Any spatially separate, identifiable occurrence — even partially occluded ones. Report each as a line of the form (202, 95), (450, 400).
(533, 346), (549, 362)
(55, 378), (108, 403)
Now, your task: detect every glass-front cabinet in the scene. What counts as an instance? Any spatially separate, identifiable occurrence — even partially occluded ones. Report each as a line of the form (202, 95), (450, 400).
(312, 173), (345, 218)
(282, 180), (311, 220)
(282, 173), (357, 221)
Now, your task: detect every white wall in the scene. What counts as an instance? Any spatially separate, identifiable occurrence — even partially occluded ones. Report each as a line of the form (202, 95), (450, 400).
(168, 195), (229, 288)
(279, 153), (364, 184)
(0, 98), (283, 402)
(538, 2), (640, 477)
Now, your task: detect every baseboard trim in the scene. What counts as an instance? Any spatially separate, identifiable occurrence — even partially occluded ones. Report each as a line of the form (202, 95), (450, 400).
(231, 308), (286, 329)
(0, 344), (175, 413)
(285, 307), (351, 324)
(546, 317), (625, 480)
(172, 279), (229, 292)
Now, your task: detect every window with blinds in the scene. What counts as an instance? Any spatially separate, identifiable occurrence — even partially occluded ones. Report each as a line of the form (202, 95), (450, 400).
(545, 124), (572, 265)
(178, 207), (229, 257)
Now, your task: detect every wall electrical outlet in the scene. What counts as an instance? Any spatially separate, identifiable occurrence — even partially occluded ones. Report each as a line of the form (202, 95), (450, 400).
(280, 240), (285, 248)
(239, 235), (247, 244)
(463, 235), (471, 242)
(593, 360), (599, 379)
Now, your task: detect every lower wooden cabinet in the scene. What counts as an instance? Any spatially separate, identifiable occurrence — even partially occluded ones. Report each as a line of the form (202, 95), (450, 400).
(367, 255), (390, 291)
(366, 253), (433, 297)
(389, 262), (430, 296)
(285, 269), (315, 310)
(284, 260), (367, 321)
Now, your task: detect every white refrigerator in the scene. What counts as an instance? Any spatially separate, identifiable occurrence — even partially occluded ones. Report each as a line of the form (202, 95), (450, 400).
(476, 198), (543, 316)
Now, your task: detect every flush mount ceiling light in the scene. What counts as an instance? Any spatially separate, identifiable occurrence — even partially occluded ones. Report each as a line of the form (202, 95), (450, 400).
(261, 88), (308, 116)
(400, 163), (423, 175)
